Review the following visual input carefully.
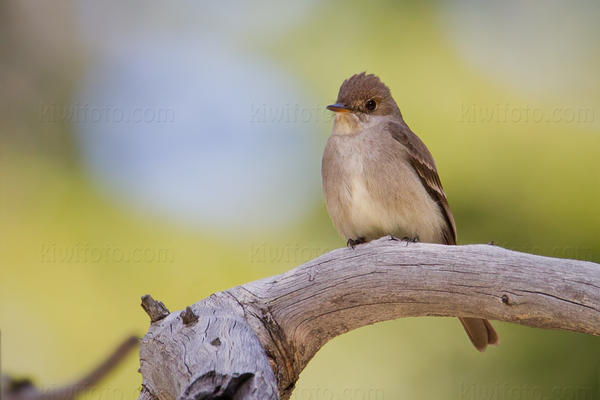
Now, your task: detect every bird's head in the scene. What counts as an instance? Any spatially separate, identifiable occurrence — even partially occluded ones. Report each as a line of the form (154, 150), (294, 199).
(327, 72), (401, 135)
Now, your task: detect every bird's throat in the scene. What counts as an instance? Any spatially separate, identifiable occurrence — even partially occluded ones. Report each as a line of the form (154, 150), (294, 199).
(332, 113), (361, 136)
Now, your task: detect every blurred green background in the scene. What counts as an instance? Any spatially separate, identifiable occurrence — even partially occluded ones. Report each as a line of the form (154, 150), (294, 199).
(1, 1), (599, 399)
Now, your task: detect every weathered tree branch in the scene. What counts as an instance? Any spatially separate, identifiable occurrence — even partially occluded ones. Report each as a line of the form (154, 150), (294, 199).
(138, 237), (600, 400)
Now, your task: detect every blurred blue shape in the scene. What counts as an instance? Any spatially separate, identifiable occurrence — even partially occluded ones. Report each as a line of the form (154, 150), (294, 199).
(74, 41), (322, 233)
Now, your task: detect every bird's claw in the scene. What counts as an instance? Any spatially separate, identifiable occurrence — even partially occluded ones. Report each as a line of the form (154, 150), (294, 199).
(347, 237), (366, 249)
(400, 236), (419, 245)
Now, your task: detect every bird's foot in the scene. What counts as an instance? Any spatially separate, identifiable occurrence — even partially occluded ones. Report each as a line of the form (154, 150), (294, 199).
(400, 236), (419, 245)
(347, 237), (366, 249)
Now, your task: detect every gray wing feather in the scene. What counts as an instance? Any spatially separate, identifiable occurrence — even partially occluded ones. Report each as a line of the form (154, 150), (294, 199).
(386, 122), (457, 245)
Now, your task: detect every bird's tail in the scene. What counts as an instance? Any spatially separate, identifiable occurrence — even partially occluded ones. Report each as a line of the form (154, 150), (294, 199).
(459, 317), (499, 352)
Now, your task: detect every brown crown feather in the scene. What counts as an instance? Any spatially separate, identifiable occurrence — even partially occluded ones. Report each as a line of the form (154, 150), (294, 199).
(335, 72), (399, 117)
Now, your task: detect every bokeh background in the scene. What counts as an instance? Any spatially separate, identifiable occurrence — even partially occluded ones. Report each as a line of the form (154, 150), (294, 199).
(1, 1), (599, 399)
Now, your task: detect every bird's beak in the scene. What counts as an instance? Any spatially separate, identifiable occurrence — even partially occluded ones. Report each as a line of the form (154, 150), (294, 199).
(326, 103), (351, 113)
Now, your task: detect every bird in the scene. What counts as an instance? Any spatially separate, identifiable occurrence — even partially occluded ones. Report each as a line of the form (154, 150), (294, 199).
(321, 72), (498, 351)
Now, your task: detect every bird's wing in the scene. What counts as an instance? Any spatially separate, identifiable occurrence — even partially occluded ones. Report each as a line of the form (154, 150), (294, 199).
(386, 121), (457, 245)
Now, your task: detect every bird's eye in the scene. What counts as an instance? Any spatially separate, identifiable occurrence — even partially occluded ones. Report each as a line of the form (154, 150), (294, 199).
(365, 99), (377, 111)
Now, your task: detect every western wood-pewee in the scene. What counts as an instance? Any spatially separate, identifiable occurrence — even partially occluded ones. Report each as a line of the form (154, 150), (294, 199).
(322, 72), (498, 351)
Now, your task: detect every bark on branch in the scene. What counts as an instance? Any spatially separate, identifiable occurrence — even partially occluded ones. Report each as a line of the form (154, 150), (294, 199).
(138, 237), (600, 400)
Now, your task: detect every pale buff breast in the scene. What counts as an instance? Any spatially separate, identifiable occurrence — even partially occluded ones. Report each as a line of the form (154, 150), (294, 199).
(322, 125), (447, 244)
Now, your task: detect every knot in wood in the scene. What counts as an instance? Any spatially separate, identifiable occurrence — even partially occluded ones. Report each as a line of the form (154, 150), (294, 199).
(180, 306), (199, 325)
(141, 294), (170, 323)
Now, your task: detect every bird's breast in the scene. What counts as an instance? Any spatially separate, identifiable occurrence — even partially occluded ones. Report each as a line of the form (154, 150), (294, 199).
(322, 132), (445, 243)
(345, 172), (398, 239)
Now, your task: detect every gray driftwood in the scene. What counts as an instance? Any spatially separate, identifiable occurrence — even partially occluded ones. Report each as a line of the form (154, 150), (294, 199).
(138, 237), (600, 400)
